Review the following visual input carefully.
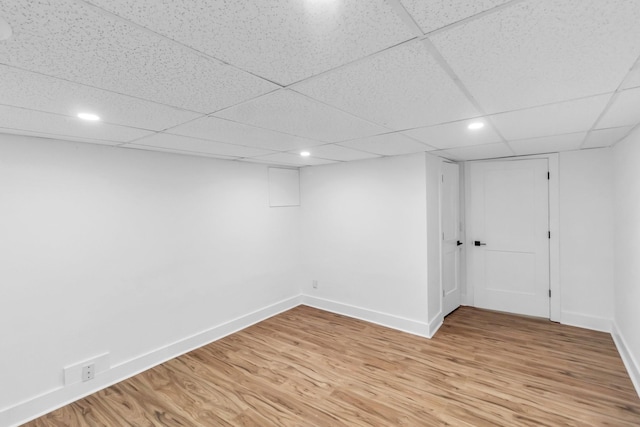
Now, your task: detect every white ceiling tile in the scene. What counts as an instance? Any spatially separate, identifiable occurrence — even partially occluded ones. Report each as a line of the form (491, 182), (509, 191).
(430, 0), (640, 113)
(251, 153), (337, 167)
(400, 0), (512, 33)
(239, 158), (299, 167)
(402, 118), (502, 149)
(215, 90), (388, 143)
(85, 0), (414, 85)
(0, 105), (152, 143)
(299, 144), (380, 162)
(490, 94), (611, 140)
(0, 0), (277, 113)
(431, 151), (461, 162)
(440, 142), (513, 161)
(339, 133), (434, 156)
(583, 127), (634, 149)
(167, 116), (324, 152)
(121, 144), (239, 160)
(0, 128), (121, 146)
(293, 41), (479, 130)
(0, 65), (201, 131)
(596, 87), (640, 129)
(131, 133), (276, 158)
(509, 132), (586, 156)
(621, 64), (640, 90)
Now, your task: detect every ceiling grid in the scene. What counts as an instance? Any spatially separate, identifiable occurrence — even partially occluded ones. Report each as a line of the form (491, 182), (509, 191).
(0, 0), (638, 164)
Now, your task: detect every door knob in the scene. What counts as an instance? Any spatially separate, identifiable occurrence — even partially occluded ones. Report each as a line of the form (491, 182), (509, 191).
(474, 241), (487, 246)
(457, 241), (463, 246)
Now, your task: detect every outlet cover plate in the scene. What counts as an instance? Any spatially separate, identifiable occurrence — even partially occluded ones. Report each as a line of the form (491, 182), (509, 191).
(64, 353), (109, 386)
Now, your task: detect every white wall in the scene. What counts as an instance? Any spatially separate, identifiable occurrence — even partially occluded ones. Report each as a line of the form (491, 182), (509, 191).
(0, 135), (300, 422)
(299, 153), (439, 336)
(4, 131), (636, 423)
(612, 128), (640, 395)
(558, 149), (614, 331)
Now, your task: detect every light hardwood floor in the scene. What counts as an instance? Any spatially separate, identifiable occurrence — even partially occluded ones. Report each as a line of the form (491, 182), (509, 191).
(25, 306), (640, 426)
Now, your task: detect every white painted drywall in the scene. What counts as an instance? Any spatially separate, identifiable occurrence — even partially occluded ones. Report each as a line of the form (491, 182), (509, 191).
(268, 167), (300, 207)
(299, 153), (432, 329)
(3, 130), (635, 422)
(558, 149), (614, 331)
(0, 134), (300, 413)
(612, 127), (640, 394)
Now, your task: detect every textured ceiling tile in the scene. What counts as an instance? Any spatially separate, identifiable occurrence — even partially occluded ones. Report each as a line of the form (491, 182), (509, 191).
(596, 87), (640, 129)
(582, 127), (634, 149)
(402, 118), (502, 149)
(429, 150), (463, 162)
(214, 90), (388, 143)
(239, 158), (298, 167)
(299, 144), (380, 161)
(430, 151), (462, 162)
(0, 0), (277, 113)
(0, 65), (201, 131)
(509, 132), (586, 156)
(0, 105), (152, 142)
(132, 133), (276, 158)
(0, 128), (122, 146)
(440, 142), (513, 160)
(293, 41), (479, 130)
(250, 152), (337, 166)
(167, 116), (324, 152)
(121, 144), (239, 160)
(430, 0), (640, 113)
(400, 0), (511, 33)
(85, 0), (414, 85)
(490, 94), (611, 140)
(339, 133), (434, 156)
(621, 64), (640, 90)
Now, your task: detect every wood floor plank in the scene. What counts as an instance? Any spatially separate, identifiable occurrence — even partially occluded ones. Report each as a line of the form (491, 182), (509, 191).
(24, 306), (640, 426)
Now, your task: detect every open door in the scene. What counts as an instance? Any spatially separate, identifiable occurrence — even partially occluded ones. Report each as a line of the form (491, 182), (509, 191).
(442, 162), (461, 317)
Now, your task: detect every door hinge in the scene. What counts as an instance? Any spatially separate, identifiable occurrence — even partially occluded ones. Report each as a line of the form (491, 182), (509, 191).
(549, 289), (552, 298)
(548, 231), (551, 239)
(547, 172), (550, 180)
(442, 175), (444, 183)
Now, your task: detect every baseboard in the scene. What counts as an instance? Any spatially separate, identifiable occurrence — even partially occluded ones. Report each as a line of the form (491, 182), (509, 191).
(560, 311), (612, 333)
(611, 321), (640, 398)
(2, 295), (302, 427)
(301, 295), (436, 338)
(428, 312), (444, 338)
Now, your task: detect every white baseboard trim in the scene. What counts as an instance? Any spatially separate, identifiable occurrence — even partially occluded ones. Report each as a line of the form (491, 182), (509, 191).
(428, 312), (444, 338)
(612, 321), (640, 398)
(560, 311), (612, 333)
(2, 295), (302, 427)
(301, 295), (436, 339)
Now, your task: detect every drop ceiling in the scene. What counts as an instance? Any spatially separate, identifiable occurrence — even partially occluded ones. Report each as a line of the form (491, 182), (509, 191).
(0, 0), (639, 167)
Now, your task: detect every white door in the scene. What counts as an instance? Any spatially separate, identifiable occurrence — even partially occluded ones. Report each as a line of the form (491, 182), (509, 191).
(442, 162), (461, 317)
(467, 159), (550, 318)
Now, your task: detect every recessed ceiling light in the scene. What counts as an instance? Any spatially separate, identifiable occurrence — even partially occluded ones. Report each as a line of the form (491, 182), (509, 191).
(0, 16), (12, 41)
(77, 112), (101, 121)
(468, 122), (485, 130)
(300, 151), (311, 157)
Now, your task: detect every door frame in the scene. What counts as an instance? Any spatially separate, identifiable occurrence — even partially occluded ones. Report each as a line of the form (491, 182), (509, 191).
(440, 161), (462, 317)
(463, 153), (560, 322)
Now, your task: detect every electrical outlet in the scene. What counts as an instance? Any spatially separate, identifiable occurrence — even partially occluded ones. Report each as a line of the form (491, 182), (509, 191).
(312, 280), (318, 289)
(64, 353), (109, 386)
(82, 364), (95, 382)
